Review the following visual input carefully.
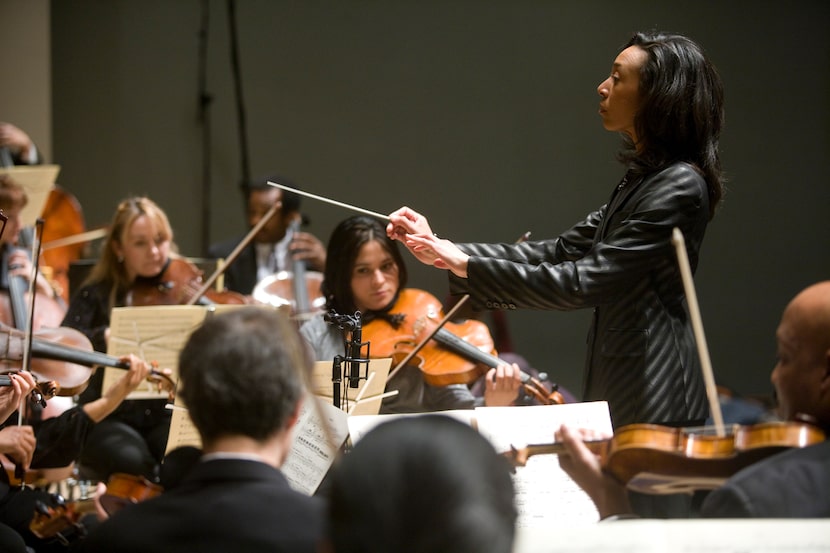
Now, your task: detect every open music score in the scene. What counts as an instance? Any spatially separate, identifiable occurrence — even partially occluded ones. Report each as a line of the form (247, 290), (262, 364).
(165, 394), (348, 496)
(282, 397), (349, 494)
(0, 164), (60, 227)
(116, 305), (353, 495)
(514, 519), (830, 552)
(347, 401), (613, 529)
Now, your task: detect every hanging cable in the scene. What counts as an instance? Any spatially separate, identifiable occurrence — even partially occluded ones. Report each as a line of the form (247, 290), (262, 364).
(197, 0), (212, 254)
(226, 0), (251, 201)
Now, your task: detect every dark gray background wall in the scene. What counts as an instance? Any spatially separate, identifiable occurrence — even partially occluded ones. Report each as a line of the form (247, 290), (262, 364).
(48, 0), (829, 400)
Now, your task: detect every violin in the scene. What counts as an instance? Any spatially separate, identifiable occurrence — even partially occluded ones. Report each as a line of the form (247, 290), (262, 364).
(29, 472), (163, 542)
(30, 494), (96, 544)
(126, 257), (248, 307)
(362, 289), (564, 404)
(0, 323), (176, 400)
(503, 420), (827, 494)
(251, 218), (326, 319)
(98, 472), (163, 515)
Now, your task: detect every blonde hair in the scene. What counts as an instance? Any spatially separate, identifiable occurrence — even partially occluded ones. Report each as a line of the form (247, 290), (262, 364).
(85, 196), (175, 310)
(0, 174), (28, 211)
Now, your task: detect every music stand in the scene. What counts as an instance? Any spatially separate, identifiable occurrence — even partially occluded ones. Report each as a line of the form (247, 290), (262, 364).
(0, 164), (60, 227)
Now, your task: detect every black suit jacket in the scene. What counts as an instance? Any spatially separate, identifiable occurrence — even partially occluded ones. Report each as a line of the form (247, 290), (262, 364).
(701, 439), (830, 517)
(450, 163), (710, 427)
(78, 458), (324, 553)
(208, 235), (259, 295)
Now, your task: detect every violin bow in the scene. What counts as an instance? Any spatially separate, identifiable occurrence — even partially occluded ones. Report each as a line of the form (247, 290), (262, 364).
(671, 227), (725, 437)
(386, 295), (471, 381)
(11, 219), (47, 486)
(262, 181), (437, 379)
(184, 199), (281, 306)
(263, 185), (556, 399)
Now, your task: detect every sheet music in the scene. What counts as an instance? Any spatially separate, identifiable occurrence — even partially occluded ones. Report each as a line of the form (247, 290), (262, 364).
(103, 305), (234, 400)
(346, 404), (610, 528)
(164, 394), (349, 497)
(283, 395), (350, 495)
(0, 164), (60, 226)
(475, 402), (613, 528)
(165, 403), (200, 453)
(515, 519), (830, 553)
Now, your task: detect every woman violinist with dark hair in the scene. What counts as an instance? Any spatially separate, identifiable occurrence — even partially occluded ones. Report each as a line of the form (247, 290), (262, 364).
(300, 215), (522, 413)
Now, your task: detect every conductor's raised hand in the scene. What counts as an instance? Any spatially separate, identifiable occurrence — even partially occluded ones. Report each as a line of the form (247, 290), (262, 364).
(403, 233), (469, 278)
(387, 207), (470, 277)
(387, 206), (434, 241)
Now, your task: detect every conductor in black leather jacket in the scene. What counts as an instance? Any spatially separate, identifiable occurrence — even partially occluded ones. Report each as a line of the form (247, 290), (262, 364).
(388, 31), (725, 431)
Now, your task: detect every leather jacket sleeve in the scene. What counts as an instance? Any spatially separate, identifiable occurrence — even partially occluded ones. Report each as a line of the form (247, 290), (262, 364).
(449, 163), (709, 312)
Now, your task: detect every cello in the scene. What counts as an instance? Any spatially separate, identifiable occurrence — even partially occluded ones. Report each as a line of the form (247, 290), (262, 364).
(38, 186), (88, 304)
(252, 217), (325, 320)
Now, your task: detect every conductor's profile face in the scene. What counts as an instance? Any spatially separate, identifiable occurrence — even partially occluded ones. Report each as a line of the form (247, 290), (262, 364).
(596, 45), (646, 141)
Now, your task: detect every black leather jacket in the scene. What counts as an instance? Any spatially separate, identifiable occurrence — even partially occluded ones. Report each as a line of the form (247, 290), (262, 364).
(450, 162), (710, 427)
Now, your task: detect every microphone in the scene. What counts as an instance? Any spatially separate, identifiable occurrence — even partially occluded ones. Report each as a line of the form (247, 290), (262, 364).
(323, 310), (364, 389)
(347, 318), (362, 388)
(324, 310), (358, 331)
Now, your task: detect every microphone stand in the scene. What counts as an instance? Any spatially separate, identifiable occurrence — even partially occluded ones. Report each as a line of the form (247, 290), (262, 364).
(324, 310), (370, 410)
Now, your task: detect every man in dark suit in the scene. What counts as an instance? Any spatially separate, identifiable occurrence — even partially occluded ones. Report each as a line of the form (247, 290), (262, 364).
(209, 176), (326, 295)
(556, 280), (830, 518)
(77, 307), (325, 552)
(0, 122), (42, 167)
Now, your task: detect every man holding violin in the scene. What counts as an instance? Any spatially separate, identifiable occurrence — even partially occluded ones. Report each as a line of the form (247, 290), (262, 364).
(557, 281), (830, 518)
(208, 175), (326, 295)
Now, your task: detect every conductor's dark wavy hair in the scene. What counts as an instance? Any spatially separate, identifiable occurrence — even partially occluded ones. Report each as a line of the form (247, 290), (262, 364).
(322, 215), (408, 316)
(621, 32), (725, 218)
